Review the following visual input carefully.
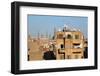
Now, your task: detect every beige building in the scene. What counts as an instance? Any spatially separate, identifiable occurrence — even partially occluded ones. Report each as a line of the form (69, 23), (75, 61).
(54, 25), (87, 59)
(28, 35), (51, 61)
(28, 25), (88, 61)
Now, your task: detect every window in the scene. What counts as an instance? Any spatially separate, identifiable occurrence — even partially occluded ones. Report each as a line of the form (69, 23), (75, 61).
(75, 35), (79, 39)
(57, 34), (63, 39)
(28, 55), (30, 61)
(73, 52), (81, 54)
(84, 47), (88, 58)
(73, 43), (80, 48)
(67, 34), (72, 39)
(28, 48), (30, 51)
(85, 41), (88, 44)
(61, 44), (64, 49)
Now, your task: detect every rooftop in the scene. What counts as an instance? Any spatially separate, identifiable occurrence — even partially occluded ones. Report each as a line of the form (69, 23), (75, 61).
(57, 24), (81, 32)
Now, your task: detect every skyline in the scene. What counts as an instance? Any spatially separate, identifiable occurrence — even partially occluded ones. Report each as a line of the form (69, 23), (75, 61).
(28, 15), (88, 38)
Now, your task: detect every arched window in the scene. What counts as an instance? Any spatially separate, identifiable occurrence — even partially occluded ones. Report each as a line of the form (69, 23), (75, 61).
(67, 34), (72, 39)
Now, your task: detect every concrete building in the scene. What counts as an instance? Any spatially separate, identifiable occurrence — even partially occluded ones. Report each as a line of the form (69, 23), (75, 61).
(28, 34), (52, 61)
(28, 24), (88, 61)
(54, 25), (87, 59)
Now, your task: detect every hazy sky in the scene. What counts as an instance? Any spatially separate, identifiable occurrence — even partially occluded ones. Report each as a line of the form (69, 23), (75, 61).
(28, 15), (88, 38)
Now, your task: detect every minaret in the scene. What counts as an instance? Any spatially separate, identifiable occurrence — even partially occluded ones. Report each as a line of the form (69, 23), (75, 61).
(46, 31), (48, 38)
(54, 27), (56, 39)
(37, 32), (40, 39)
(49, 34), (51, 39)
(41, 34), (43, 38)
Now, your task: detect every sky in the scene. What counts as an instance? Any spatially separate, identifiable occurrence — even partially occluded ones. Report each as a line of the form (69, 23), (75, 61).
(28, 15), (88, 38)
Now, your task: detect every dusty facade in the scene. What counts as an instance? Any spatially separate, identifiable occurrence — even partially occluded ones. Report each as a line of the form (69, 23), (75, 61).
(28, 25), (88, 61)
(55, 26), (86, 59)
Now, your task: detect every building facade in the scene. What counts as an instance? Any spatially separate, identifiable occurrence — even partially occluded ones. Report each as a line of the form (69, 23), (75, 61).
(55, 26), (87, 59)
(28, 25), (88, 61)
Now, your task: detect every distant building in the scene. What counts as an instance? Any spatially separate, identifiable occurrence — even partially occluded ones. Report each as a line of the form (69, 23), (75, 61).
(28, 34), (53, 61)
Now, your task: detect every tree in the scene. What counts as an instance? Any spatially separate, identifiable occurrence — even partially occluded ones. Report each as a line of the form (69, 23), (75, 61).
(43, 51), (56, 60)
